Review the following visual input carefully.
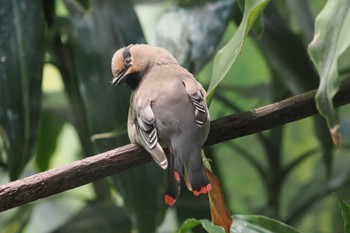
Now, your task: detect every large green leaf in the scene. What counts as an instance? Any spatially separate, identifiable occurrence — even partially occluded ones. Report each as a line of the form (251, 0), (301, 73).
(35, 109), (65, 171)
(207, 0), (270, 103)
(62, 0), (136, 150)
(251, 4), (334, 175)
(58, 1), (165, 232)
(338, 198), (350, 233)
(178, 216), (300, 233)
(308, 0), (350, 145)
(0, 0), (44, 180)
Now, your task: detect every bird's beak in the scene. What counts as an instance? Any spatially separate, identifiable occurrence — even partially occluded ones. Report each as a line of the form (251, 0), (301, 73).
(112, 67), (128, 86)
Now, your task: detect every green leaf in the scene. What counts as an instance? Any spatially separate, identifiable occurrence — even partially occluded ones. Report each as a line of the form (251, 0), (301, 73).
(207, 0), (270, 103)
(178, 218), (202, 233)
(233, 215), (300, 233)
(60, 1), (166, 232)
(178, 216), (300, 233)
(338, 198), (350, 233)
(63, 0), (134, 150)
(308, 0), (350, 145)
(202, 219), (226, 233)
(35, 109), (65, 171)
(0, 0), (45, 180)
(252, 4), (333, 175)
(178, 218), (225, 233)
(237, 0), (265, 37)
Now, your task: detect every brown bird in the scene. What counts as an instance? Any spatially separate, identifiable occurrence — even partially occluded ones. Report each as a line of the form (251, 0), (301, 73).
(111, 44), (211, 205)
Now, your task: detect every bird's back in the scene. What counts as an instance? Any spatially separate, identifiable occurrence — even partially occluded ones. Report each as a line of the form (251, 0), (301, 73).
(134, 64), (209, 147)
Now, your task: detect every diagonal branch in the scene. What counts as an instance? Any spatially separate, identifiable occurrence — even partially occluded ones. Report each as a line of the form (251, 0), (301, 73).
(1, 77), (350, 212)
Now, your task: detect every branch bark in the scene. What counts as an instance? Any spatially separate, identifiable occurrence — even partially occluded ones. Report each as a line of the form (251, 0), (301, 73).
(1, 77), (350, 212)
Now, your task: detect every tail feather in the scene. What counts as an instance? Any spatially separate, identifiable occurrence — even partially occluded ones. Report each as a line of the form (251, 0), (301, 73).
(187, 147), (211, 195)
(164, 154), (181, 206)
(187, 164), (211, 196)
(167, 139), (211, 204)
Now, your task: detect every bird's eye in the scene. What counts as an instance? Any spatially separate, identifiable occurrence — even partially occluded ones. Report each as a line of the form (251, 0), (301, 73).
(124, 57), (132, 64)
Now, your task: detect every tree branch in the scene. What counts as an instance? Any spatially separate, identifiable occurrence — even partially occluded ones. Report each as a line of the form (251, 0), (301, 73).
(1, 77), (350, 212)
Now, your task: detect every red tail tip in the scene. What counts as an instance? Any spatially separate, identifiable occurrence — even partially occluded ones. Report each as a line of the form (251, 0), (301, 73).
(193, 184), (212, 196)
(165, 195), (176, 206)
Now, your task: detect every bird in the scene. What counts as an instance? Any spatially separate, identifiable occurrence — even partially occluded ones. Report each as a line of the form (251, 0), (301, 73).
(111, 44), (211, 206)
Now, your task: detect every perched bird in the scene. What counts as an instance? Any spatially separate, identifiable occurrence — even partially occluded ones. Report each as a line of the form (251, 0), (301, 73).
(111, 44), (211, 205)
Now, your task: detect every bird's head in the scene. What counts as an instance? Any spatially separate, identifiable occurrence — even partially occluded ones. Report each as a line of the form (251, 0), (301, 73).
(111, 44), (178, 89)
(111, 45), (138, 86)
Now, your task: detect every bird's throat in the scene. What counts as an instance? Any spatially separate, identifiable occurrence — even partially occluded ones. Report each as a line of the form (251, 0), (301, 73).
(125, 72), (142, 90)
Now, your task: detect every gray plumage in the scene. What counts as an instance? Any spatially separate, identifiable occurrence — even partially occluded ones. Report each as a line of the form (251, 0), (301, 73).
(111, 44), (211, 205)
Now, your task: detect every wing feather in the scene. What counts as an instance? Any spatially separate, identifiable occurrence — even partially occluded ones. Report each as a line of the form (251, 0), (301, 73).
(135, 102), (168, 169)
(181, 79), (209, 127)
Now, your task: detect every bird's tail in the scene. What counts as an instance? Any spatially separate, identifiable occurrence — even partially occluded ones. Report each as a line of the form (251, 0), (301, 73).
(179, 146), (211, 196)
(164, 145), (211, 206)
(184, 152), (211, 196)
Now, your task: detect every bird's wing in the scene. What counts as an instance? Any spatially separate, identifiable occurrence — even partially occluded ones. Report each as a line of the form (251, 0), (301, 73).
(136, 102), (168, 169)
(181, 79), (209, 127)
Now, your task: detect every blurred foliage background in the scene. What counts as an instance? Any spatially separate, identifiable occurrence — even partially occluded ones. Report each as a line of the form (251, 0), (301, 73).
(0, 0), (350, 233)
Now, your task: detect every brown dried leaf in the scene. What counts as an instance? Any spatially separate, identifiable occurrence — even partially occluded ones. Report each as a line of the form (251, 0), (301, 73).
(206, 168), (232, 233)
